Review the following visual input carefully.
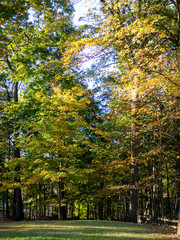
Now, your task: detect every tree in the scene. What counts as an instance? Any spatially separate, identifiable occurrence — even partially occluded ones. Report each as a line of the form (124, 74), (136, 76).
(0, 0), (74, 220)
(1, 0), (179, 226)
(67, 0), (180, 223)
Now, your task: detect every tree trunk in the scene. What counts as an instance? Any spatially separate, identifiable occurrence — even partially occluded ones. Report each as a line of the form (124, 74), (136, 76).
(13, 82), (24, 221)
(98, 199), (103, 220)
(39, 183), (42, 217)
(14, 146), (24, 221)
(152, 148), (158, 222)
(6, 56), (24, 221)
(44, 185), (46, 217)
(138, 190), (143, 223)
(71, 203), (75, 219)
(177, 149), (180, 235)
(178, 199), (180, 235)
(6, 190), (10, 216)
(58, 180), (66, 220)
(14, 187), (24, 221)
(107, 198), (111, 220)
(165, 163), (171, 216)
(3, 191), (5, 216)
(94, 204), (97, 220)
(159, 124), (164, 220)
(128, 85), (139, 223)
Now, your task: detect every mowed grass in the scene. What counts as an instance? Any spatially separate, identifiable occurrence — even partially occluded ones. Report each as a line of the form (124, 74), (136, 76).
(0, 220), (176, 240)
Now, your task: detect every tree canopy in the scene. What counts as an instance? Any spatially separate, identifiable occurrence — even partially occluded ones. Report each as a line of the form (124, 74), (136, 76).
(0, 0), (179, 234)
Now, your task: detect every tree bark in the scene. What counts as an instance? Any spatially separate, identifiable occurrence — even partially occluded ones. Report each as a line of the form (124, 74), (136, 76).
(128, 84), (139, 223)
(2, 191), (5, 216)
(98, 199), (103, 220)
(14, 146), (24, 220)
(152, 137), (158, 222)
(165, 163), (171, 216)
(14, 187), (24, 221)
(177, 149), (180, 235)
(44, 185), (46, 217)
(58, 180), (66, 220)
(178, 199), (180, 235)
(6, 190), (10, 216)
(107, 198), (111, 220)
(6, 56), (24, 221)
(159, 125), (164, 220)
(13, 82), (24, 221)
(39, 183), (42, 217)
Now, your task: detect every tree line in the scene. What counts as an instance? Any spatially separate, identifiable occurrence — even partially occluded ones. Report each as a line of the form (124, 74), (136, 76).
(0, 0), (179, 234)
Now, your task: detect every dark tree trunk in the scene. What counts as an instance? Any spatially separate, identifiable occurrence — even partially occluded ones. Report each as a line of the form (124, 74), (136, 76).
(178, 199), (180, 235)
(107, 198), (111, 220)
(93, 204), (97, 220)
(152, 153), (158, 222)
(14, 188), (24, 221)
(71, 203), (75, 219)
(35, 191), (38, 218)
(159, 125), (164, 220)
(58, 180), (66, 220)
(13, 82), (24, 221)
(14, 146), (24, 221)
(6, 190), (10, 216)
(128, 165), (139, 223)
(139, 190), (143, 223)
(165, 163), (171, 215)
(3, 191), (5, 216)
(177, 149), (180, 235)
(128, 85), (139, 223)
(98, 199), (103, 220)
(44, 185), (46, 217)
(39, 183), (42, 217)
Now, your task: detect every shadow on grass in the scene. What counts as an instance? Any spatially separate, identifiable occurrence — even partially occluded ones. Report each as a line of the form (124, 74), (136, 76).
(0, 220), (173, 240)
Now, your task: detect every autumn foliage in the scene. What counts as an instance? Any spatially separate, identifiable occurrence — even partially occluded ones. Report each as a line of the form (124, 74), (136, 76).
(0, 0), (179, 234)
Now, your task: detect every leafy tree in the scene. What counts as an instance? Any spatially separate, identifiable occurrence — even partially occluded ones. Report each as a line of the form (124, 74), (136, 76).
(0, 0), (75, 220)
(0, 0), (179, 228)
(66, 0), (180, 223)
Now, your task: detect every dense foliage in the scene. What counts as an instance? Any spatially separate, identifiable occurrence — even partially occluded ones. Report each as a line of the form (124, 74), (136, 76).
(0, 0), (179, 233)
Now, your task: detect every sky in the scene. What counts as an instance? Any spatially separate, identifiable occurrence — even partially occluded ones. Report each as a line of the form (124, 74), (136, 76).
(73, 0), (100, 26)
(72, 0), (101, 89)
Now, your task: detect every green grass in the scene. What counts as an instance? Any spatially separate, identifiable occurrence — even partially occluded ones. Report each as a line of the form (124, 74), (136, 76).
(0, 220), (174, 240)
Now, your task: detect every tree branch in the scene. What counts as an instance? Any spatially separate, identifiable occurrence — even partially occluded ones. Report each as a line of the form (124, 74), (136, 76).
(5, 55), (15, 72)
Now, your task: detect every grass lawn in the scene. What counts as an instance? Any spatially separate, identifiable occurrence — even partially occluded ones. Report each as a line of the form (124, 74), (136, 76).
(0, 220), (178, 240)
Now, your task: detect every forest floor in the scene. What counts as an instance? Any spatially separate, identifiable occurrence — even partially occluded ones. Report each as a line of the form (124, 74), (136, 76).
(0, 220), (179, 240)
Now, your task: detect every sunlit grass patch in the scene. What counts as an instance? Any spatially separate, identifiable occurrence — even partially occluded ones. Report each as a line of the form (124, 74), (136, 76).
(0, 220), (176, 240)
